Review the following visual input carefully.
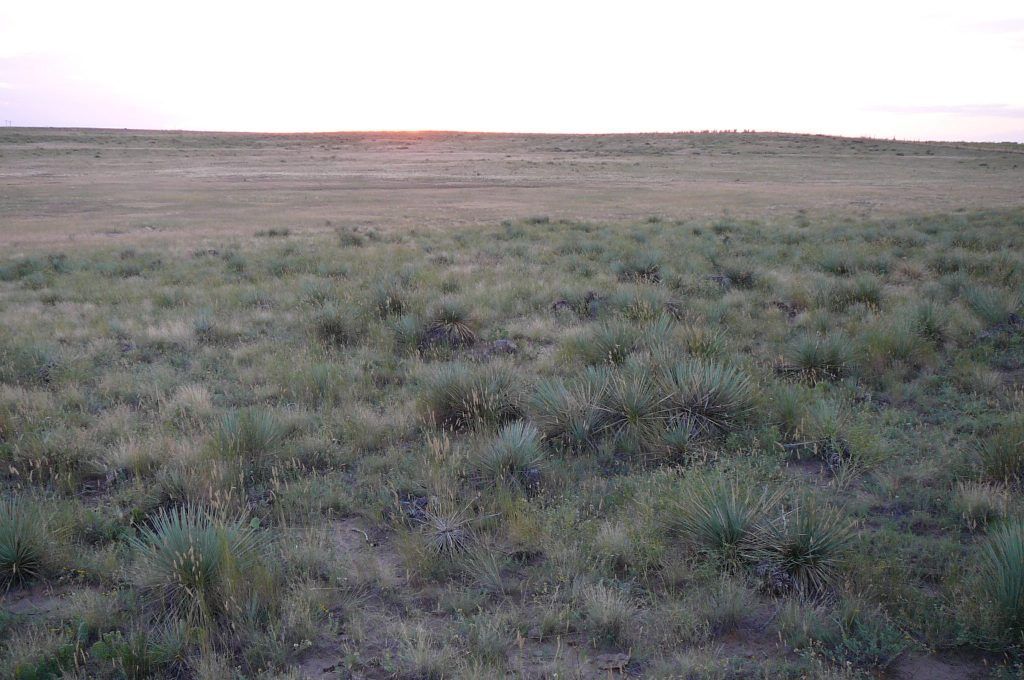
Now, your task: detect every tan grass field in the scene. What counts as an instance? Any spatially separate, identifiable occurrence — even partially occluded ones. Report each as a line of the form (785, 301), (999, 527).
(2, 128), (1022, 250)
(2, 128), (1024, 678)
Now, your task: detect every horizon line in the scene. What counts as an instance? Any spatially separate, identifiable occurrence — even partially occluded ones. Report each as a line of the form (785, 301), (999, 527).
(4, 125), (1022, 146)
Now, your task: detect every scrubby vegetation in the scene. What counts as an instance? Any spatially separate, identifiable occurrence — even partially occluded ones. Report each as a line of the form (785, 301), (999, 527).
(1, 208), (1023, 677)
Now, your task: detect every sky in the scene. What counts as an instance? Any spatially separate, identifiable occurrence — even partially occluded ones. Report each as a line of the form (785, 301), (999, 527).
(1, 1), (1023, 141)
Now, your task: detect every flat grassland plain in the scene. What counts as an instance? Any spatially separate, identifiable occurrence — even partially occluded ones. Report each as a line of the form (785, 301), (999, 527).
(1, 128), (1024, 679)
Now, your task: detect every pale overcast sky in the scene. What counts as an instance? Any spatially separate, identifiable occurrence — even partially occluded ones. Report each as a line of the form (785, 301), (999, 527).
(1, 1), (1022, 140)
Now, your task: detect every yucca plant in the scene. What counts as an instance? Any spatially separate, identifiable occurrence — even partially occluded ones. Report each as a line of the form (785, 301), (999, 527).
(677, 323), (726, 358)
(372, 277), (407, 317)
(475, 421), (543, 489)
(911, 302), (948, 346)
(979, 519), (1024, 637)
(664, 359), (756, 436)
(420, 506), (475, 555)
(419, 363), (522, 431)
(563, 322), (640, 366)
(978, 416), (1024, 486)
(312, 304), (361, 346)
(965, 285), (1020, 326)
(783, 334), (850, 383)
(597, 367), (668, 453)
(0, 496), (53, 589)
(668, 478), (780, 566)
(613, 252), (661, 283)
(421, 298), (477, 348)
(753, 502), (854, 594)
(211, 409), (288, 461)
(128, 505), (262, 624)
(530, 370), (607, 453)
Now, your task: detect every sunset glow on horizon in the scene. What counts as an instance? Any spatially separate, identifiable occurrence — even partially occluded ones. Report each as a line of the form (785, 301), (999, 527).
(2, 1), (1023, 141)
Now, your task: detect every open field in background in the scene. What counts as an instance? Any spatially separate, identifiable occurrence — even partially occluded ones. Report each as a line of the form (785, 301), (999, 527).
(1, 128), (1024, 251)
(1, 131), (1023, 678)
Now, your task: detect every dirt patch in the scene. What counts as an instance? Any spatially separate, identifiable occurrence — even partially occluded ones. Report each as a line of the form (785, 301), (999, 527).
(1, 583), (79, 616)
(890, 652), (993, 680)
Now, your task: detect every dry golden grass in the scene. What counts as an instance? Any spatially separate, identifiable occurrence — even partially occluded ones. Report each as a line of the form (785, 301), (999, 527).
(1, 128), (1022, 251)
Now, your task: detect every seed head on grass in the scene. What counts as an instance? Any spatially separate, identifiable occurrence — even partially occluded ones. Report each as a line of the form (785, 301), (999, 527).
(419, 363), (522, 432)
(475, 421), (543, 490)
(128, 505), (262, 625)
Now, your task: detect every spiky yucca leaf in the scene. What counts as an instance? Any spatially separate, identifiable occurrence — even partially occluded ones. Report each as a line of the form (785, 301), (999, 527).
(754, 502), (854, 594)
(0, 496), (53, 589)
(128, 505), (262, 624)
(783, 334), (850, 383)
(475, 421), (543, 489)
(597, 367), (668, 453)
(419, 363), (522, 431)
(531, 369), (607, 453)
(980, 519), (1024, 636)
(668, 478), (780, 566)
(665, 359), (755, 436)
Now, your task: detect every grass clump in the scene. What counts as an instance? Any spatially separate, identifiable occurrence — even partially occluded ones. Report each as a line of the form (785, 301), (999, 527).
(312, 304), (361, 347)
(128, 505), (263, 625)
(597, 366), (667, 453)
(419, 363), (522, 431)
(211, 409), (288, 462)
(664, 359), (756, 437)
(782, 334), (850, 382)
(978, 416), (1024, 486)
(667, 478), (779, 566)
(474, 421), (543, 489)
(531, 371), (606, 453)
(754, 501), (854, 594)
(420, 298), (477, 349)
(0, 496), (58, 589)
(579, 581), (636, 646)
(824, 275), (883, 311)
(563, 321), (640, 365)
(614, 252), (662, 283)
(965, 285), (1021, 326)
(979, 519), (1024, 639)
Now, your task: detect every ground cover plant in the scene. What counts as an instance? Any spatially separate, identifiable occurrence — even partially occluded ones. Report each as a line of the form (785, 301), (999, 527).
(1, 206), (1023, 678)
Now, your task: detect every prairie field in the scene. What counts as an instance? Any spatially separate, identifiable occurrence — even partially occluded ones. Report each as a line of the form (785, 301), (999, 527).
(1, 129), (1024, 679)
